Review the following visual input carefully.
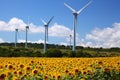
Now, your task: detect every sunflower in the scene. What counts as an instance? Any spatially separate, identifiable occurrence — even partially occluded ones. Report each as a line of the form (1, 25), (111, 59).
(0, 74), (6, 80)
(32, 69), (38, 76)
(12, 76), (20, 80)
(17, 70), (23, 77)
(7, 64), (13, 70)
(19, 64), (24, 69)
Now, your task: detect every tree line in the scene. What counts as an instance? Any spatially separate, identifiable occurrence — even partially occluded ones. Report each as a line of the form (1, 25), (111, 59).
(0, 43), (120, 57)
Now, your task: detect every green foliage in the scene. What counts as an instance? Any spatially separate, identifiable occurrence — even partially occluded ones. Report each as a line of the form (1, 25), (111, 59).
(0, 46), (42, 57)
(76, 50), (92, 57)
(85, 68), (120, 80)
(62, 50), (73, 57)
(45, 48), (62, 57)
(0, 43), (120, 57)
(69, 51), (76, 57)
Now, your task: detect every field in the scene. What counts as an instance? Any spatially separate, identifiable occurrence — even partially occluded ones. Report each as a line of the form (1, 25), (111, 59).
(0, 57), (120, 80)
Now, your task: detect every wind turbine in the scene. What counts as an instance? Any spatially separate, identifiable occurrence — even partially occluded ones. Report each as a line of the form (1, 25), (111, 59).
(25, 17), (29, 48)
(15, 28), (18, 47)
(25, 26), (29, 48)
(41, 16), (54, 53)
(64, 1), (92, 54)
(70, 34), (72, 49)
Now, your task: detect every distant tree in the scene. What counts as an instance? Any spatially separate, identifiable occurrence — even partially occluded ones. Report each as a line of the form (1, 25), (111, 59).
(45, 48), (62, 57)
(76, 50), (91, 57)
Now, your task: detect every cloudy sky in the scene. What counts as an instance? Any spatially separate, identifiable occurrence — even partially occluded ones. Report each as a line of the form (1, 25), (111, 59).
(0, 0), (120, 48)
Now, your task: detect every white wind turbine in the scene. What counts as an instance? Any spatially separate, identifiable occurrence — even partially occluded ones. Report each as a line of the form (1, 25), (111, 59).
(25, 26), (29, 48)
(15, 28), (18, 47)
(25, 17), (29, 48)
(41, 16), (54, 53)
(64, 1), (92, 53)
(70, 34), (72, 49)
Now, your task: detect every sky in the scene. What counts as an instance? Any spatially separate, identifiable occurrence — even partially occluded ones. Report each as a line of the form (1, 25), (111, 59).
(0, 0), (120, 48)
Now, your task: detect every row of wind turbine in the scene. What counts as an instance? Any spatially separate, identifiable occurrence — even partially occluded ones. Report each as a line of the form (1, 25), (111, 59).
(14, 0), (92, 53)
(14, 16), (52, 53)
(14, 26), (29, 48)
(15, 17), (29, 48)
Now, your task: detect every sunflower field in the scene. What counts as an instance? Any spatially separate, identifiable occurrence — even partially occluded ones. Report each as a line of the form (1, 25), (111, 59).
(0, 57), (120, 80)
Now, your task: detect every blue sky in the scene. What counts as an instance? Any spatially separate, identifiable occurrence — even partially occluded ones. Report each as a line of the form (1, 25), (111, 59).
(0, 0), (120, 48)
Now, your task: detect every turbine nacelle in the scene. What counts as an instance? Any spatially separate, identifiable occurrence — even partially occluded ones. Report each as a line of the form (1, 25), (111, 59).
(73, 12), (78, 16)
(15, 28), (18, 32)
(44, 24), (48, 27)
(26, 26), (29, 29)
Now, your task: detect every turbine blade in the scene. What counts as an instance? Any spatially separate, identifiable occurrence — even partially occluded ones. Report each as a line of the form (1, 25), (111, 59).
(77, 0), (92, 14)
(41, 19), (47, 25)
(47, 16), (54, 25)
(64, 3), (76, 13)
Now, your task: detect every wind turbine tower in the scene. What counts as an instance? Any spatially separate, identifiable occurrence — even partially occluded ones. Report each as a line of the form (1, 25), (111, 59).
(41, 16), (54, 53)
(25, 26), (29, 48)
(70, 34), (72, 49)
(64, 1), (92, 53)
(25, 17), (29, 48)
(15, 28), (18, 47)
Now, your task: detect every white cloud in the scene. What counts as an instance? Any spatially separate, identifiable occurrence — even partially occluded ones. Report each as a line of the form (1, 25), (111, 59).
(0, 17), (82, 46)
(0, 38), (4, 43)
(8, 17), (26, 31)
(49, 23), (72, 37)
(18, 39), (44, 44)
(1, 18), (120, 48)
(0, 17), (44, 33)
(86, 22), (120, 48)
(0, 18), (72, 35)
(59, 42), (68, 46)
(29, 23), (44, 33)
(49, 23), (82, 45)
(0, 21), (9, 31)
(33, 39), (44, 44)
(18, 39), (26, 43)
(0, 17), (26, 31)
